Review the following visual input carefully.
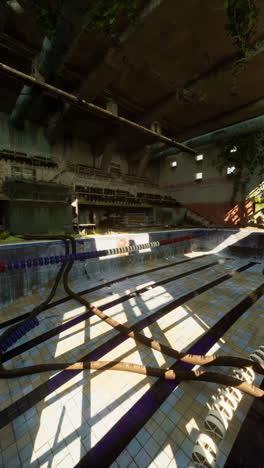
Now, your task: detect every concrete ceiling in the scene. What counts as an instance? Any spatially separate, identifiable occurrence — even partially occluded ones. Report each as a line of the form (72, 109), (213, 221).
(1, 0), (264, 151)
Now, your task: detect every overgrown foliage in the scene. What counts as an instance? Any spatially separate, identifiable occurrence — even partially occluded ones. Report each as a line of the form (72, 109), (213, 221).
(223, 0), (264, 94)
(0, 231), (23, 243)
(174, 88), (207, 104)
(224, 0), (260, 57)
(1, 0), (139, 39)
(0, 0), (57, 36)
(28, 0), (57, 37)
(87, 0), (139, 40)
(215, 131), (264, 201)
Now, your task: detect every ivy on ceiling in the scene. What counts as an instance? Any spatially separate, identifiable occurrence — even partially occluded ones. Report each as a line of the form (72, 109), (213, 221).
(87, 0), (140, 41)
(1, 0), (140, 40)
(168, 0), (263, 103)
(215, 131), (264, 201)
(224, 0), (264, 93)
(224, 0), (259, 57)
(1, 0), (262, 51)
(28, 0), (57, 37)
(166, 0), (263, 102)
(2, 0), (263, 102)
(0, 0), (57, 36)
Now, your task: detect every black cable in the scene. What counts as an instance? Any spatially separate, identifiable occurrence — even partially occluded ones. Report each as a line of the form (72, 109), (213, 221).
(0, 235), (70, 368)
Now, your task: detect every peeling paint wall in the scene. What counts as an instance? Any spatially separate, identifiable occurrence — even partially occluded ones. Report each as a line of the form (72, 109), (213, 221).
(155, 206), (186, 224)
(0, 114), (171, 233)
(7, 201), (72, 234)
(53, 137), (94, 167)
(0, 112), (51, 157)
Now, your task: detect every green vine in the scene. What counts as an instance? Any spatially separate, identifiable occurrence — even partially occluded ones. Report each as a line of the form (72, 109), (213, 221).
(1, 0), (139, 39)
(0, 0), (56, 36)
(87, 0), (139, 40)
(230, 34), (264, 94)
(174, 88), (207, 104)
(28, 0), (57, 37)
(215, 131), (264, 202)
(224, 0), (263, 94)
(224, 0), (260, 57)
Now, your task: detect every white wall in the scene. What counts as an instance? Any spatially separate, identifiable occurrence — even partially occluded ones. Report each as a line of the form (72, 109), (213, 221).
(159, 143), (262, 204)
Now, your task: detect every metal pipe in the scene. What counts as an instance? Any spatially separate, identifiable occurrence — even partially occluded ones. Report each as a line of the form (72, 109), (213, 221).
(153, 113), (264, 159)
(9, 0), (95, 128)
(0, 62), (197, 154)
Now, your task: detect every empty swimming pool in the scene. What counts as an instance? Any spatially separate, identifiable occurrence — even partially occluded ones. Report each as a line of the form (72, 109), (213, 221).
(0, 229), (263, 468)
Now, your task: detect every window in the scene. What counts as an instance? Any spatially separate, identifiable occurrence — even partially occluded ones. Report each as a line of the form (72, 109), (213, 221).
(170, 161), (177, 168)
(227, 166), (236, 175)
(195, 154), (204, 161)
(195, 172), (203, 180)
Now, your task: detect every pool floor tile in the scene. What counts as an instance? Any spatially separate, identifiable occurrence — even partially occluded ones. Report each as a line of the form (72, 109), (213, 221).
(0, 253), (263, 466)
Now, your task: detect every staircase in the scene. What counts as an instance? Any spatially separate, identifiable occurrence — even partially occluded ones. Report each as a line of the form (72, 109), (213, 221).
(183, 207), (212, 228)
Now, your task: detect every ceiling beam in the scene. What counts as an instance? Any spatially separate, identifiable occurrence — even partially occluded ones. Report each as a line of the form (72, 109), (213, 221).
(154, 112), (264, 160)
(139, 34), (264, 127)
(0, 61), (197, 154)
(152, 97), (264, 157)
(0, 33), (82, 83)
(178, 96), (264, 141)
(47, 0), (165, 142)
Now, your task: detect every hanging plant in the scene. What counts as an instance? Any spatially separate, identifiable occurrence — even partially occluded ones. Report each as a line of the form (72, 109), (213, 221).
(224, 0), (263, 94)
(224, 0), (260, 57)
(1, 0), (140, 39)
(28, 0), (57, 37)
(174, 88), (207, 104)
(86, 0), (140, 40)
(215, 131), (264, 201)
(0, 0), (57, 36)
(29, 0), (139, 40)
(216, 131), (264, 176)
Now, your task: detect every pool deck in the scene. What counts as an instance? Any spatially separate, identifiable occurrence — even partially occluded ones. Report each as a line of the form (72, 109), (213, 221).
(0, 252), (263, 468)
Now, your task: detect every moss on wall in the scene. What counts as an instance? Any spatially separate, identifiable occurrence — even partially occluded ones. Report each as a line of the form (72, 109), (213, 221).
(255, 202), (264, 213)
(156, 207), (186, 225)
(7, 202), (72, 234)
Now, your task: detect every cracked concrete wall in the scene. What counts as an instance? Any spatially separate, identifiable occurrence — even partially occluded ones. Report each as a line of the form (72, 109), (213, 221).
(0, 112), (51, 156)
(155, 206), (187, 225)
(52, 138), (94, 167)
(0, 112), (131, 178)
(0, 112), (162, 189)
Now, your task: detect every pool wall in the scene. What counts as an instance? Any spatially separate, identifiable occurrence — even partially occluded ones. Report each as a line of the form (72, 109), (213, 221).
(0, 229), (263, 307)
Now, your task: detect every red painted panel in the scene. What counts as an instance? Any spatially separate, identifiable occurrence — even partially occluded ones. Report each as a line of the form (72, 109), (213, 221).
(186, 200), (254, 225)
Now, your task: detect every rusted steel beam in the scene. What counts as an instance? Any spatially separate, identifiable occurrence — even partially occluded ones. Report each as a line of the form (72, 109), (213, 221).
(0, 62), (197, 154)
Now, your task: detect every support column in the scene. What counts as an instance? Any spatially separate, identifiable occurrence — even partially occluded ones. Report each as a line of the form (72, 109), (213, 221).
(100, 138), (117, 172)
(72, 198), (79, 234)
(136, 141), (163, 177)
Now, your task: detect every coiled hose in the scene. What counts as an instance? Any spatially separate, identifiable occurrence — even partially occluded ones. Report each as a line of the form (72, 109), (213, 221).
(0, 235), (263, 399)
(191, 346), (264, 467)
